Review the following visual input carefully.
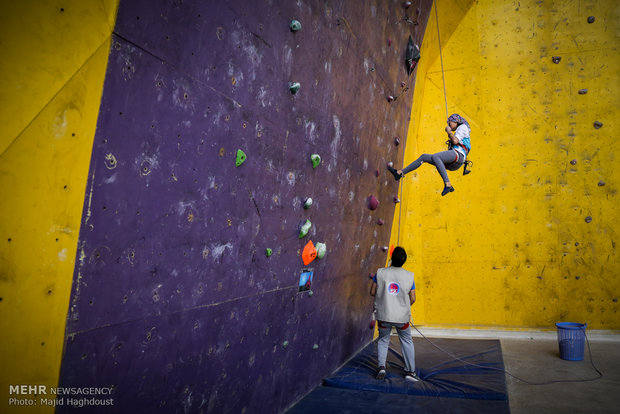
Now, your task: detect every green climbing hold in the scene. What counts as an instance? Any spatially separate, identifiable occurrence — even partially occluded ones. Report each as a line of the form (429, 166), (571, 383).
(282, 340), (289, 348)
(312, 344), (319, 350)
(316, 242), (326, 259)
(311, 154), (321, 168)
(265, 248), (273, 257)
(235, 149), (247, 167)
(289, 82), (301, 94)
(304, 198), (313, 209)
(299, 219), (312, 238)
(290, 20), (302, 32)
(308, 290), (314, 296)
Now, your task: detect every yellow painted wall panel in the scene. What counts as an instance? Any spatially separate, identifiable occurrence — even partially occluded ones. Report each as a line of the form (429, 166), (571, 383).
(0, 1), (117, 410)
(0, 0), (115, 156)
(394, 0), (619, 330)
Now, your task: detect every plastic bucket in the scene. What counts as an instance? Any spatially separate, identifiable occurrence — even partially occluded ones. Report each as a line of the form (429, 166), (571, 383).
(555, 322), (587, 361)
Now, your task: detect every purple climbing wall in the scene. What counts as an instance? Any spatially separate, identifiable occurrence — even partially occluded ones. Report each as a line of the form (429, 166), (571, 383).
(59, 1), (432, 412)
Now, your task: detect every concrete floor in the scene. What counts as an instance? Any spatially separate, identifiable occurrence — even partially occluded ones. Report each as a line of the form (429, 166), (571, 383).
(414, 328), (620, 414)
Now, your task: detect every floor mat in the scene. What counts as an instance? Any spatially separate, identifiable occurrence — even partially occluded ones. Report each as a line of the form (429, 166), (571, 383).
(287, 336), (510, 413)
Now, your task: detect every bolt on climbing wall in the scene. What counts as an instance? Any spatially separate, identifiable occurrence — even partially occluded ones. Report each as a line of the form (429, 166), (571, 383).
(58, 0), (433, 412)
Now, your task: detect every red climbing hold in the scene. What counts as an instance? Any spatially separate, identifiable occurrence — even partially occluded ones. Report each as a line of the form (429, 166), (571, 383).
(368, 195), (379, 210)
(302, 240), (317, 265)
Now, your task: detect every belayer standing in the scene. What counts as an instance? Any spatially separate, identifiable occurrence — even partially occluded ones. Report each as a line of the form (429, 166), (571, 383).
(370, 246), (421, 382)
(388, 113), (471, 196)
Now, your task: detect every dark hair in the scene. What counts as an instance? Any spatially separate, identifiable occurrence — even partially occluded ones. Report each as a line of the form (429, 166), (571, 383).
(391, 246), (407, 267)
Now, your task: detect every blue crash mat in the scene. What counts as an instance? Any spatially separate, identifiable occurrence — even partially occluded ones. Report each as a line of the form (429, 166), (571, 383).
(324, 336), (508, 400)
(287, 337), (510, 414)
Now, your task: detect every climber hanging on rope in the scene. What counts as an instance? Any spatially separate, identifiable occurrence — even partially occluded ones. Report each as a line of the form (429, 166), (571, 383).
(387, 113), (472, 196)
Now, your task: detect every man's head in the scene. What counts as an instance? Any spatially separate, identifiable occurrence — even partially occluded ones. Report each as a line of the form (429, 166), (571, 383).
(391, 246), (407, 267)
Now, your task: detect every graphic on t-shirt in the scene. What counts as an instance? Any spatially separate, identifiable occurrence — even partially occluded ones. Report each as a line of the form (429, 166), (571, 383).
(388, 282), (400, 295)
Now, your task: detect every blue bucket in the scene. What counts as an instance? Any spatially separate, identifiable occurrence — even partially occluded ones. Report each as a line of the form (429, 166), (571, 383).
(555, 322), (587, 361)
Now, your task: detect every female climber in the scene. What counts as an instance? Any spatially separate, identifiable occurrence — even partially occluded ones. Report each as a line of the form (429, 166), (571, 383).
(388, 113), (471, 196)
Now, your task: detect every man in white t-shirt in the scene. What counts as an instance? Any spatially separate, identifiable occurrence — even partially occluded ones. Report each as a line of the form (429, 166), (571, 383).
(370, 246), (421, 382)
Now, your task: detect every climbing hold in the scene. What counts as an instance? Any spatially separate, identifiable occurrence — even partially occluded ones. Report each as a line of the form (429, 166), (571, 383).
(316, 242), (326, 259)
(401, 81), (407, 88)
(381, 246), (389, 252)
(312, 344), (319, 350)
(368, 273), (376, 280)
(570, 159), (577, 165)
(587, 16), (595, 23)
(304, 198), (313, 209)
(598, 180), (606, 187)
(367, 195), (379, 210)
(265, 248), (273, 257)
(387, 161), (394, 168)
(299, 219), (312, 238)
(575, 242), (580, 246)
(282, 340), (289, 348)
(375, 169), (380, 177)
(405, 35), (421, 75)
(387, 38), (392, 47)
(389, 245), (395, 256)
(394, 137), (400, 146)
(403, 1), (412, 8)
(552, 56), (561, 64)
(308, 290), (314, 297)
(311, 154), (321, 168)
(289, 82), (301, 94)
(302, 240), (317, 265)
(594, 121), (603, 129)
(235, 149), (247, 167)
(585, 216), (592, 223)
(377, 218), (384, 226)
(369, 319), (376, 329)
(290, 19), (302, 31)
(393, 196), (400, 203)
(578, 89), (588, 95)
(387, 95), (395, 102)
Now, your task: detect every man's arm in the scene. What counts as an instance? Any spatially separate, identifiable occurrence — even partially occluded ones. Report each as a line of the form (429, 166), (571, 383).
(370, 281), (377, 296)
(409, 289), (416, 304)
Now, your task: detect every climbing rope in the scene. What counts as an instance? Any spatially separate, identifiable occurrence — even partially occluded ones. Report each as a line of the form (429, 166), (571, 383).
(434, 0), (449, 121)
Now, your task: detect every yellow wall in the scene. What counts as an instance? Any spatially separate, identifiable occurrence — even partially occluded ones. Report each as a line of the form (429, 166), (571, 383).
(0, 1), (118, 411)
(395, 0), (619, 330)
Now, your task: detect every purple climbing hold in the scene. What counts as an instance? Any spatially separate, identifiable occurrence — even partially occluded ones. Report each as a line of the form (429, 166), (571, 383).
(377, 218), (384, 226)
(552, 56), (561, 64)
(400, 81), (407, 88)
(587, 16), (595, 23)
(387, 95), (395, 103)
(367, 195), (379, 210)
(585, 216), (592, 223)
(381, 246), (388, 252)
(594, 121), (603, 129)
(394, 137), (400, 146)
(375, 169), (380, 177)
(570, 159), (577, 165)
(387, 161), (394, 168)
(598, 180), (606, 187)
(578, 89), (588, 95)
(393, 196), (400, 203)
(403, 1), (412, 8)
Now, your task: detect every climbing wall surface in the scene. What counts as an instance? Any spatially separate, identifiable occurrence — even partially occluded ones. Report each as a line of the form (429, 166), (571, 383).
(0, 1), (118, 411)
(397, 0), (619, 329)
(59, 1), (433, 412)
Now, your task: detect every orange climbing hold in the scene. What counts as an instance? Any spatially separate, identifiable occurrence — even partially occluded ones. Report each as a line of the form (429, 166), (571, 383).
(302, 240), (317, 265)
(389, 244), (395, 257)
